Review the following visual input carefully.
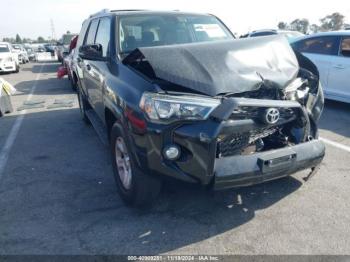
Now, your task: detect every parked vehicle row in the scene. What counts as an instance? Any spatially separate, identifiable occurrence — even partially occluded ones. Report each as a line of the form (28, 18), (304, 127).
(68, 9), (325, 207)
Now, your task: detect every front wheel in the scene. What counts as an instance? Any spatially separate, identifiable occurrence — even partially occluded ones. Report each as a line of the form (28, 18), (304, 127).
(14, 64), (19, 73)
(110, 124), (161, 207)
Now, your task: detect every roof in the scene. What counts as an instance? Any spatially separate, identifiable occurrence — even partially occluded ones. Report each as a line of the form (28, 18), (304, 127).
(0, 42), (11, 46)
(89, 9), (214, 18)
(301, 30), (350, 38)
(290, 30), (350, 43)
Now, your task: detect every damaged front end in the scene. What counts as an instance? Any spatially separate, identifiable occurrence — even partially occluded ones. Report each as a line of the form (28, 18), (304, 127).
(123, 35), (325, 188)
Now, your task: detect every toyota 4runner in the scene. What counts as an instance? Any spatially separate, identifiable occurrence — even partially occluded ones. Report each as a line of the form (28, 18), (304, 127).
(73, 10), (325, 206)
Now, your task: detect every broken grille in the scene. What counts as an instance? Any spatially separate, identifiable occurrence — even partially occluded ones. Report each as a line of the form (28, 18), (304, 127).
(217, 126), (279, 158)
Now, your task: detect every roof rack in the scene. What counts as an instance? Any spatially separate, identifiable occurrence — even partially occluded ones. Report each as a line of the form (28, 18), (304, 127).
(89, 9), (110, 18)
(110, 9), (148, 12)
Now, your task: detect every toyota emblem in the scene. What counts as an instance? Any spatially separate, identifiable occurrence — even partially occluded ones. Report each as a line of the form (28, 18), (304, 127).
(264, 108), (280, 124)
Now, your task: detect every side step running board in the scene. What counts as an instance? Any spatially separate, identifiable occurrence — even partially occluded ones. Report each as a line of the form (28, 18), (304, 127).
(85, 109), (109, 146)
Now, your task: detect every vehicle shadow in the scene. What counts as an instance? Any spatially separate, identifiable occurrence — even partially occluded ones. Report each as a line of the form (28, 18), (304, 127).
(319, 99), (350, 139)
(21, 62), (61, 74)
(12, 77), (74, 96)
(0, 108), (303, 255)
(129, 176), (302, 253)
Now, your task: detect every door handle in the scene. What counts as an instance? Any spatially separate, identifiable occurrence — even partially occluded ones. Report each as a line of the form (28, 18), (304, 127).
(86, 64), (91, 71)
(333, 64), (345, 69)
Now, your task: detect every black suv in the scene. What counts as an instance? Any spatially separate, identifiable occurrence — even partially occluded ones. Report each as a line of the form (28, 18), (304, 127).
(73, 9), (325, 206)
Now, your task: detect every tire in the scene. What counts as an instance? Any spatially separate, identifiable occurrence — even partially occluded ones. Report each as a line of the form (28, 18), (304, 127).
(71, 79), (77, 91)
(77, 82), (90, 125)
(14, 64), (19, 73)
(70, 74), (77, 91)
(110, 123), (161, 207)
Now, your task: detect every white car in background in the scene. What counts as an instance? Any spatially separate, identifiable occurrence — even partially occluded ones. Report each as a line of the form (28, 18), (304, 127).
(0, 42), (19, 73)
(11, 44), (29, 64)
(292, 31), (350, 103)
(242, 29), (304, 41)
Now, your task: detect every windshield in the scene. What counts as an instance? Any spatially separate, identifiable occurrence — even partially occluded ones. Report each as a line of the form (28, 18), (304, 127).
(0, 44), (10, 52)
(118, 14), (233, 53)
(12, 45), (21, 49)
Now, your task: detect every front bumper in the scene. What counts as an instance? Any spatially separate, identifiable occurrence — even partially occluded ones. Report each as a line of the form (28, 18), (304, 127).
(128, 95), (325, 189)
(0, 61), (16, 72)
(214, 139), (325, 190)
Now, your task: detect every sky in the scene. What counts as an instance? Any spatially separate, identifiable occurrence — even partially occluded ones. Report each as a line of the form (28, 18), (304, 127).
(1, 0), (350, 40)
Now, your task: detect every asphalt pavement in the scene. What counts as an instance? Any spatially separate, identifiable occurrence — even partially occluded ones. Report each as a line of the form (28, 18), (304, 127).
(0, 61), (349, 255)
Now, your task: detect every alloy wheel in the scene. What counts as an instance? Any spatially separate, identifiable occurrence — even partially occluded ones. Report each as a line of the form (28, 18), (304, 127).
(115, 137), (132, 190)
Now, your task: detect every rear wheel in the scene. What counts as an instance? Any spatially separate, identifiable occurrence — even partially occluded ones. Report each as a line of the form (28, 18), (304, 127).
(70, 74), (77, 91)
(110, 124), (161, 207)
(77, 82), (90, 125)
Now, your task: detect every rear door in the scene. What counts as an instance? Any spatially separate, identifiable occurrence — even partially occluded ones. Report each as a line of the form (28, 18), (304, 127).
(327, 36), (350, 102)
(293, 35), (340, 96)
(74, 20), (89, 84)
(87, 16), (111, 119)
(81, 19), (99, 105)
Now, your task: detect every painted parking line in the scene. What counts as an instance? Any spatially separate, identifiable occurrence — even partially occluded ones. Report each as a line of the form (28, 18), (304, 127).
(0, 64), (44, 181)
(320, 137), (350, 153)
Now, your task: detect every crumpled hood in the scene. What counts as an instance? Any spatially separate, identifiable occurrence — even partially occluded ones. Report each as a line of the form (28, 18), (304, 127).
(123, 35), (300, 97)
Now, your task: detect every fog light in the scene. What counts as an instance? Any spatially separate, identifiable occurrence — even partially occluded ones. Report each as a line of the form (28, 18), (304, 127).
(163, 145), (180, 160)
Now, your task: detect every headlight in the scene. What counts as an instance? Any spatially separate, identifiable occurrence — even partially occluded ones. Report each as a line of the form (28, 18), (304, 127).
(284, 78), (309, 101)
(140, 92), (220, 123)
(307, 81), (324, 122)
(5, 57), (13, 62)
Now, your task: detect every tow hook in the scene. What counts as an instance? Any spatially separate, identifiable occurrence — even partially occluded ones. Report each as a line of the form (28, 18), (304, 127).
(303, 164), (321, 182)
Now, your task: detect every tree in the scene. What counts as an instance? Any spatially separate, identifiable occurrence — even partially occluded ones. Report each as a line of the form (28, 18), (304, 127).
(320, 12), (344, 31)
(2, 37), (15, 43)
(310, 24), (321, 33)
(22, 38), (30, 44)
(290, 19), (309, 34)
(15, 34), (22, 43)
(277, 22), (288, 30)
(37, 36), (45, 43)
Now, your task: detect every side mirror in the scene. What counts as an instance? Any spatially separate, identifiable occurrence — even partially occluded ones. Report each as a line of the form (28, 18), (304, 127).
(79, 44), (105, 61)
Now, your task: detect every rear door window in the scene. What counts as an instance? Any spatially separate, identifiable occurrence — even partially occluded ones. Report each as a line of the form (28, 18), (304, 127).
(340, 37), (350, 57)
(294, 36), (339, 55)
(95, 17), (111, 57)
(85, 19), (99, 45)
